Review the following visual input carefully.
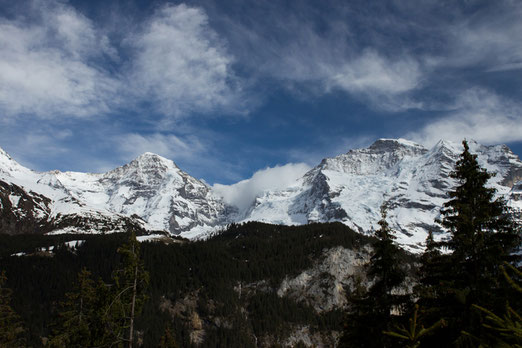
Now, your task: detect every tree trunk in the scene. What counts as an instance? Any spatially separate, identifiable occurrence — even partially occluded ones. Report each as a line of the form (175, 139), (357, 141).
(128, 251), (138, 348)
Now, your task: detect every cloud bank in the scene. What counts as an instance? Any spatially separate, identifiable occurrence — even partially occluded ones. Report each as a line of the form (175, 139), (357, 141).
(213, 163), (311, 210)
(0, 1), (241, 120)
(407, 89), (522, 146)
(0, 0), (118, 118)
(128, 4), (242, 118)
(115, 132), (205, 162)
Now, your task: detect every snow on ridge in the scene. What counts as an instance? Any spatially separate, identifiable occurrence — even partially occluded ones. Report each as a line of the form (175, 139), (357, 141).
(0, 139), (520, 250)
(242, 139), (522, 252)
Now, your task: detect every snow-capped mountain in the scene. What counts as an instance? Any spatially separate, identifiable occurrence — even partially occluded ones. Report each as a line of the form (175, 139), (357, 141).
(0, 139), (521, 251)
(0, 149), (227, 237)
(241, 139), (522, 251)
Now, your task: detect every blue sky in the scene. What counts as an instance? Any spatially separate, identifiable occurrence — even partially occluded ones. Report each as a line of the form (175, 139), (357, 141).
(1, 0), (521, 184)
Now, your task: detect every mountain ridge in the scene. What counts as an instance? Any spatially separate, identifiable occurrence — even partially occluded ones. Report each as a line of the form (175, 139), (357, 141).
(0, 139), (521, 251)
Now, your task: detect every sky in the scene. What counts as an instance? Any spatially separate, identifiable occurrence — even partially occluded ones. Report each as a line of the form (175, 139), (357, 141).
(1, 0), (522, 186)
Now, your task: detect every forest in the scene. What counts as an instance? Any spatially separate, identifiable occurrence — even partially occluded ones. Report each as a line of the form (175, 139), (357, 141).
(0, 140), (520, 347)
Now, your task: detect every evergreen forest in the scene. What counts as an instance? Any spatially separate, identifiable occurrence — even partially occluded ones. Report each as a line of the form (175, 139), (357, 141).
(0, 140), (520, 347)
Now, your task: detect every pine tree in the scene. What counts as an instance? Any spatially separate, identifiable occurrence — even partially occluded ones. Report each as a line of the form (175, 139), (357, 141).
(464, 262), (522, 347)
(384, 304), (446, 348)
(419, 140), (520, 347)
(368, 205), (409, 320)
(439, 140), (519, 303)
(105, 231), (150, 348)
(48, 269), (96, 347)
(340, 204), (409, 347)
(0, 271), (25, 348)
(48, 268), (113, 348)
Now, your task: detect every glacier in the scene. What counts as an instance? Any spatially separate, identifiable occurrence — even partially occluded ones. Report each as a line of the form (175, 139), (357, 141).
(0, 139), (520, 252)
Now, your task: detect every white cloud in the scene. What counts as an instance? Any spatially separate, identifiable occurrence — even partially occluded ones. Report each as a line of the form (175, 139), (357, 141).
(446, 2), (522, 72)
(115, 133), (205, 162)
(287, 135), (375, 166)
(224, 8), (424, 112)
(212, 163), (311, 210)
(0, 0), (119, 118)
(128, 4), (243, 118)
(407, 89), (522, 146)
(328, 50), (421, 95)
(0, 1), (243, 120)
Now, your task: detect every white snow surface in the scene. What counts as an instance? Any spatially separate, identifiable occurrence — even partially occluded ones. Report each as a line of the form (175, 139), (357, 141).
(0, 151), (226, 236)
(1, 139), (521, 252)
(241, 139), (522, 252)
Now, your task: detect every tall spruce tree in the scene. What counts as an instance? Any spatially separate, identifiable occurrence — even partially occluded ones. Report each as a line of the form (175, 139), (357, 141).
(439, 140), (518, 298)
(105, 231), (149, 348)
(48, 269), (112, 348)
(418, 140), (520, 347)
(0, 271), (25, 348)
(340, 204), (409, 348)
(48, 269), (96, 348)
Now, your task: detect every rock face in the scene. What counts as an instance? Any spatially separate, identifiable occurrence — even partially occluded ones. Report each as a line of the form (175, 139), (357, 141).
(0, 139), (521, 248)
(243, 139), (522, 251)
(0, 150), (227, 236)
(278, 246), (371, 313)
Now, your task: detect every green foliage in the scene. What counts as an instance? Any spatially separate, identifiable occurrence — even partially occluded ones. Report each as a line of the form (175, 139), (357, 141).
(105, 231), (150, 347)
(464, 263), (522, 347)
(47, 269), (96, 347)
(439, 141), (519, 297)
(47, 269), (114, 348)
(340, 204), (410, 348)
(384, 304), (446, 348)
(2, 222), (371, 347)
(415, 140), (521, 347)
(0, 271), (25, 348)
(46, 233), (150, 348)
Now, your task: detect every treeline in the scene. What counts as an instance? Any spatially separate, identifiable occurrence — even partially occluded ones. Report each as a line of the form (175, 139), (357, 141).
(1, 222), (374, 347)
(1, 140), (520, 347)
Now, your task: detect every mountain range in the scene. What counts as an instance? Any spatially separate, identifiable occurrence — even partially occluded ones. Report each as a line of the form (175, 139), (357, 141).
(1, 139), (521, 252)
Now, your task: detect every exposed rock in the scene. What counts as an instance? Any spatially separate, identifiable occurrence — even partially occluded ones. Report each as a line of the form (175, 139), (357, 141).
(278, 246), (371, 313)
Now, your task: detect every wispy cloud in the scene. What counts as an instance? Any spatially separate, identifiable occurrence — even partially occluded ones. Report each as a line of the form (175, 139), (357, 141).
(407, 88), (522, 146)
(127, 4), (244, 118)
(445, 1), (522, 72)
(115, 132), (206, 162)
(0, 0), (119, 118)
(211, 1), (427, 112)
(213, 163), (311, 210)
(0, 1), (244, 120)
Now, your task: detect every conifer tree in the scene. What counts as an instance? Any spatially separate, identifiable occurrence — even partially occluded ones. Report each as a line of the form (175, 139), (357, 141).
(48, 268), (112, 348)
(368, 205), (409, 319)
(464, 262), (522, 347)
(439, 140), (519, 304)
(340, 204), (409, 347)
(48, 269), (96, 347)
(0, 271), (25, 348)
(105, 231), (149, 348)
(418, 140), (520, 347)
(384, 304), (446, 348)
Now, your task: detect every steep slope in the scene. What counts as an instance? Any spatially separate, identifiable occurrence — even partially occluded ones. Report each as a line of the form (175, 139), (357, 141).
(1, 139), (520, 249)
(0, 150), (227, 236)
(99, 153), (227, 237)
(243, 139), (522, 251)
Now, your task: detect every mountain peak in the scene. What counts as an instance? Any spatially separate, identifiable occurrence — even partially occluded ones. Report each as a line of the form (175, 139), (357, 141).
(366, 138), (426, 156)
(136, 152), (168, 160)
(131, 152), (179, 169)
(370, 138), (424, 149)
(0, 146), (12, 160)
